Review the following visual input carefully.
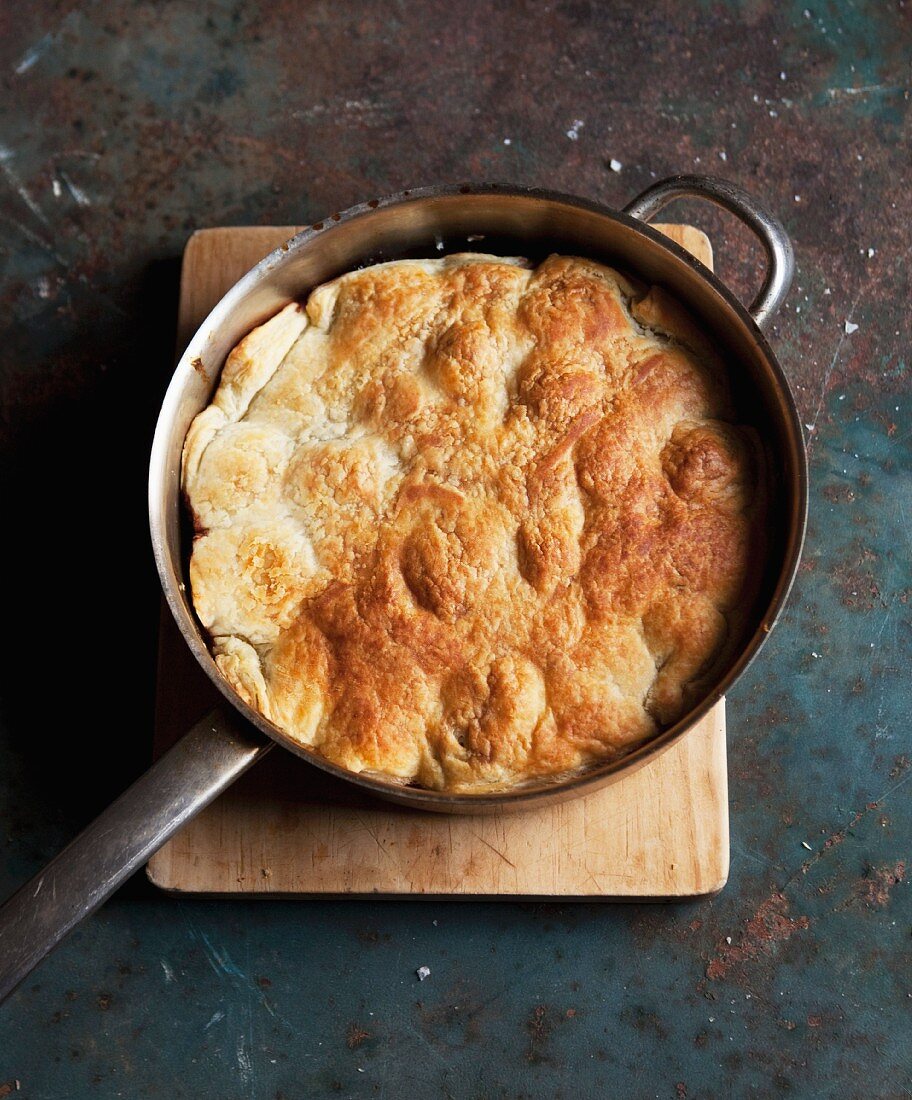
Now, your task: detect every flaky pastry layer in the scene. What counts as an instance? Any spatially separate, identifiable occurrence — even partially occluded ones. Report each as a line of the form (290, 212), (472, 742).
(183, 254), (762, 792)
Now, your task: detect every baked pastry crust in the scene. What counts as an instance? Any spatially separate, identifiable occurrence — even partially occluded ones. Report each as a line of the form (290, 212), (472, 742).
(183, 254), (761, 792)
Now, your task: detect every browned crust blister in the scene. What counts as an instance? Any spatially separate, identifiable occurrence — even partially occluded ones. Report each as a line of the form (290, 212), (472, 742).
(182, 254), (762, 792)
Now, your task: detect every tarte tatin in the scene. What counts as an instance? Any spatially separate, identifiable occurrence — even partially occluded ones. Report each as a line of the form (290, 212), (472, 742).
(183, 254), (762, 792)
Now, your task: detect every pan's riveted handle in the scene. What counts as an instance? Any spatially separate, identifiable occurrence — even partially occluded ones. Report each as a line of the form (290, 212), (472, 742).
(0, 707), (271, 1004)
(623, 175), (794, 330)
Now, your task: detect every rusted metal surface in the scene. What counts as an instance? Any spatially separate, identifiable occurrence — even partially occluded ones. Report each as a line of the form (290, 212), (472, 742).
(0, 0), (909, 1096)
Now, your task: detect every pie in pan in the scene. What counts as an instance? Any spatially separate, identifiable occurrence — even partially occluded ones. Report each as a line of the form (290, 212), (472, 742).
(183, 253), (762, 793)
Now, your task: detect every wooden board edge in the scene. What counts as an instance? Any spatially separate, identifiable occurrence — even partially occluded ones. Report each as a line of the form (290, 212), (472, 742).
(144, 885), (729, 903)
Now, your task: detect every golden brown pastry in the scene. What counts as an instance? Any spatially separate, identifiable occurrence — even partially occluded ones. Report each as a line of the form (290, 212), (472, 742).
(183, 254), (761, 792)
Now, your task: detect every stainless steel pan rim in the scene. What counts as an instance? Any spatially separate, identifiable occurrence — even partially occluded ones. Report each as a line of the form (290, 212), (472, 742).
(0, 175), (806, 1001)
(150, 177), (807, 812)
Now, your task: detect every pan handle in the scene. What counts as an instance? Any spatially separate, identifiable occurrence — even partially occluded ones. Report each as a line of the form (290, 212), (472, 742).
(0, 706), (270, 1003)
(623, 175), (794, 330)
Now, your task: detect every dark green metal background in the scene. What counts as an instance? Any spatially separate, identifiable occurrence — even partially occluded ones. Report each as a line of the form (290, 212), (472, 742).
(0, 1), (909, 1096)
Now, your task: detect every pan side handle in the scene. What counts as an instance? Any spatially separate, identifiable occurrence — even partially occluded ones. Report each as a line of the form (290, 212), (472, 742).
(0, 707), (270, 1004)
(623, 174), (794, 330)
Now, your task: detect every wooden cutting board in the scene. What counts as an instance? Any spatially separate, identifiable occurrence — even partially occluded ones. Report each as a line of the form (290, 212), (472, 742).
(146, 222), (729, 899)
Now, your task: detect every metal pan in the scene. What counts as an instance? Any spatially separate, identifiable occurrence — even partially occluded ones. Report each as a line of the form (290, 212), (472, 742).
(0, 176), (806, 1000)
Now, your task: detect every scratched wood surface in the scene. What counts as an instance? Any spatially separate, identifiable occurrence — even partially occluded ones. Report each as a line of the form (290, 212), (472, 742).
(146, 222), (729, 899)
